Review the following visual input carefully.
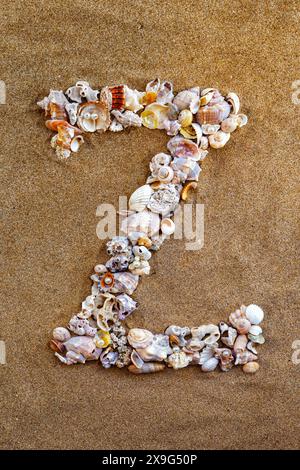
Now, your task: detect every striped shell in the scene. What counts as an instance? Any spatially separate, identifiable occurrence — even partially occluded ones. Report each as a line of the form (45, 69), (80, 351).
(129, 185), (153, 212)
(196, 101), (231, 125)
(121, 210), (160, 237)
(167, 136), (201, 161)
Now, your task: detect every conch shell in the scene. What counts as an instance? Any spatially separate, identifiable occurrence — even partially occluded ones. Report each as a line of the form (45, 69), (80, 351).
(111, 109), (142, 128)
(77, 101), (110, 132)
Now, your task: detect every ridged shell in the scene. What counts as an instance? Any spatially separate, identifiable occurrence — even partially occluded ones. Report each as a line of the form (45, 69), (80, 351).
(128, 328), (154, 349)
(245, 304), (264, 325)
(128, 363), (165, 374)
(197, 101), (231, 125)
(129, 185), (153, 212)
(121, 210), (160, 237)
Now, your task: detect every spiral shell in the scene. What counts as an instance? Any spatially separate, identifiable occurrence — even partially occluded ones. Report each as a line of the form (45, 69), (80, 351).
(52, 327), (71, 342)
(208, 131), (230, 149)
(128, 328), (154, 349)
(160, 218), (175, 235)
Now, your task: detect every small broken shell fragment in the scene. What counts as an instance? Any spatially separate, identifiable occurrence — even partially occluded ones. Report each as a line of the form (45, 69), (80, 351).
(221, 326), (237, 348)
(233, 334), (248, 353)
(137, 236), (152, 249)
(208, 131), (230, 149)
(243, 361), (260, 374)
(128, 363), (165, 374)
(181, 182), (197, 201)
(226, 92), (240, 114)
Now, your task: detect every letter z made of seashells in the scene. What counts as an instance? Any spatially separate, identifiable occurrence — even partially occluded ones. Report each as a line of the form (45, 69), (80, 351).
(39, 80), (266, 376)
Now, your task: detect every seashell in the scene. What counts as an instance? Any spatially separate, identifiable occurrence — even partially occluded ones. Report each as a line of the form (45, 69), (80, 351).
(197, 101), (231, 125)
(100, 348), (119, 369)
(235, 318), (251, 334)
(243, 361), (260, 374)
(198, 345), (216, 364)
(109, 119), (123, 132)
(167, 136), (201, 161)
(63, 336), (101, 359)
(200, 87), (218, 97)
(96, 293), (119, 330)
(221, 115), (239, 133)
(229, 307), (246, 327)
(171, 157), (201, 183)
(106, 236), (132, 257)
(132, 245), (152, 260)
(109, 85), (126, 110)
(37, 90), (69, 114)
(235, 351), (258, 365)
(121, 210), (160, 238)
(226, 92), (240, 114)
(135, 334), (172, 362)
(245, 304), (264, 325)
(129, 258), (150, 275)
(116, 293), (137, 320)
(68, 315), (97, 337)
(106, 254), (130, 272)
(214, 348), (234, 372)
(77, 101), (110, 132)
(221, 326), (237, 348)
(248, 333), (265, 344)
(201, 124), (220, 135)
(180, 123), (202, 146)
(50, 339), (65, 353)
(247, 341), (258, 355)
(165, 325), (190, 347)
(110, 272), (139, 295)
(208, 131), (230, 149)
(137, 235), (152, 249)
(70, 135), (84, 153)
(233, 334), (248, 353)
(52, 327), (71, 343)
(128, 363), (165, 374)
(149, 153), (171, 174)
(131, 350), (144, 369)
(147, 184), (180, 216)
(156, 81), (174, 105)
(147, 166), (174, 184)
(173, 88), (200, 113)
(201, 357), (219, 372)
(65, 102), (79, 126)
(94, 330), (111, 349)
(178, 109), (193, 127)
(236, 113), (248, 127)
(167, 348), (191, 369)
(249, 325), (262, 336)
(219, 322), (229, 334)
(190, 324), (220, 348)
(141, 102), (169, 129)
(181, 182), (198, 201)
(66, 81), (99, 103)
(48, 101), (68, 121)
(124, 86), (145, 113)
(129, 185), (153, 212)
(100, 272), (115, 290)
(128, 328), (154, 350)
(160, 218), (175, 235)
(94, 264), (107, 274)
(111, 109), (142, 128)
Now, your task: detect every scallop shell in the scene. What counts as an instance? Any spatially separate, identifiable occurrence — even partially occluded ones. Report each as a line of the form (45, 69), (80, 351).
(197, 101), (231, 125)
(201, 357), (219, 372)
(141, 103), (169, 129)
(173, 88), (200, 113)
(167, 136), (201, 161)
(160, 218), (175, 235)
(129, 185), (153, 212)
(226, 92), (240, 114)
(77, 101), (110, 132)
(121, 210), (160, 237)
(167, 349), (191, 369)
(245, 304), (264, 325)
(53, 327), (71, 342)
(128, 363), (165, 374)
(128, 328), (153, 350)
(208, 131), (230, 149)
(243, 362), (260, 374)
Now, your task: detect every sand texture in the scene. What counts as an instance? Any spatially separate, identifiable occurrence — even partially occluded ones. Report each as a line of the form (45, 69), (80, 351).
(0, 0), (299, 450)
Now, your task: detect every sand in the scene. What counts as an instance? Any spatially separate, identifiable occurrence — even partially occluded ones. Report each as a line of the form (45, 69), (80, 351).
(0, 0), (299, 450)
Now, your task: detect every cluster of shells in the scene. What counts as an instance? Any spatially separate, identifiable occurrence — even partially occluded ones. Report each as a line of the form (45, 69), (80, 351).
(39, 79), (264, 375)
(37, 78), (247, 160)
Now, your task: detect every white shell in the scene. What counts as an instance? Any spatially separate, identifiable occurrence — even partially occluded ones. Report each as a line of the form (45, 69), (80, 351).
(53, 327), (71, 342)
(201, 124), (220, 135)
(221, 116), (238, 133)
(160, 218), (175, 235)
(208, 131), (230, 149)
(173, 88), (200, 113)
(201, 357), (219, 372)
(167, 349), (190, 369)
(227, 92), (240, 114)
(129, 185), (153, 212)
(128, 328), (153, 349)
(245, 304), (264, 325)
(249, 325), (262, 336)
(121, 210), (160, 237)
